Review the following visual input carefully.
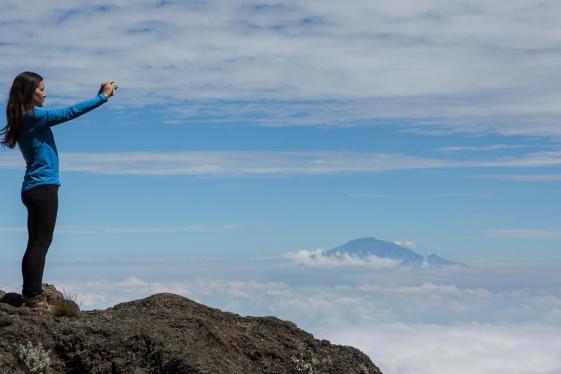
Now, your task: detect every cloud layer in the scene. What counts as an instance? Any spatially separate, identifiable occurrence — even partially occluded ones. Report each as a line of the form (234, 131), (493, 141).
(3, 260), (561, 373)
(20, 268), (560, 327)
(327, 323), (561, 374)
(29, 271), (561, 373)
(0, 224), (240, 235)
(281, 248), (401, 269)
(2, 149), (561, 176)
(2, 1), (561, 137)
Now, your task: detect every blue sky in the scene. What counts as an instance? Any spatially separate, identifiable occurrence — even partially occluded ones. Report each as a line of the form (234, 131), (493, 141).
(1, 1), (561, 373)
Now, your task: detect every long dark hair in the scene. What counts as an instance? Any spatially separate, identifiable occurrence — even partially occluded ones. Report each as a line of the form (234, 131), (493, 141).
(1, 71), (43, 148)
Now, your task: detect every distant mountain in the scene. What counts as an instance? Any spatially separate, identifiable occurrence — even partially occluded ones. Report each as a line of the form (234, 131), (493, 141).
(324, 237), (467, 268)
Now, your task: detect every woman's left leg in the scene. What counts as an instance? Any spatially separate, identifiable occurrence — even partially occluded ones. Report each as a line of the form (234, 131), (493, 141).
(21, 184), (58, 298)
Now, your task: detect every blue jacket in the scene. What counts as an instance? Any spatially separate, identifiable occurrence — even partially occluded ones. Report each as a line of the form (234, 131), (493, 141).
(17, 93), (108, 192)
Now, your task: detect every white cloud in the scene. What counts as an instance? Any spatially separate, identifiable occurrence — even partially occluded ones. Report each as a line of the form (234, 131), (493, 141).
(393, 240), (421, 251)
(281, 248), (401, 269)
(0, 226), (26, 233)
(1, 149), (561, 176)
(57, 150), (454, 175)
(37, 271), (561, 328)
(1, 1), (561, 137)
(185, 224), (240, 233)
(52, 276), (290, 312)
(436, 144), (535, 152)
(37, 270), (561, 373)
(1, 261), (551, 326)
(0, 153), (24, 169)
(0, 224), (240, 235)
(349, 193), (388, 198)
(490, 229), (561, 239)
(49, 271), (561, 373)
(57, 225), (176, 234)
(443, 192), (491, 197)
(323, 323), (561, 374)
(355, 282), (492, 298)
(471, 174), (561, 182)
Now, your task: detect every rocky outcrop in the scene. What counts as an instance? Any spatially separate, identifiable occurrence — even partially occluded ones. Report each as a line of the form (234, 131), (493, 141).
(0, 284), (382, 373)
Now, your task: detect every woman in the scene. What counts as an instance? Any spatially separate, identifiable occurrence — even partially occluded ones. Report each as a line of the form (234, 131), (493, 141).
(1, 71), (118, 309)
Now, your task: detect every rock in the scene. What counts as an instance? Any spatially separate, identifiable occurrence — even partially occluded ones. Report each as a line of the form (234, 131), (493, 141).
(42, 283), (65, 305)
(0, 285), (383, 373)
(0, 283), (64, 308)
(0, 293), (23, 308)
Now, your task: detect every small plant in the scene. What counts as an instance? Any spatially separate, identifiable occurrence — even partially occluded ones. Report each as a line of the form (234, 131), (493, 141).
(16, 341), (51, 373)
(51, 289), (81, 318)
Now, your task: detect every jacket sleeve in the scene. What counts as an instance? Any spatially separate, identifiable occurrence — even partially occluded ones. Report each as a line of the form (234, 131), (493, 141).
(31, 93), (109, 129)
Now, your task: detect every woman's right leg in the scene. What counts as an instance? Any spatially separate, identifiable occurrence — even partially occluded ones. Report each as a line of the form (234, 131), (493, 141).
(21, 184), (58, 298)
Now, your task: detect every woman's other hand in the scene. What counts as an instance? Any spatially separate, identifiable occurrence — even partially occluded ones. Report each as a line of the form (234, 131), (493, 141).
(98, 81), (118, 97)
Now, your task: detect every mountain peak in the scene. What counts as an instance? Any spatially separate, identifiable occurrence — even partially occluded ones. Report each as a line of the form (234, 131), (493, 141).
(326, 236), (466, 268)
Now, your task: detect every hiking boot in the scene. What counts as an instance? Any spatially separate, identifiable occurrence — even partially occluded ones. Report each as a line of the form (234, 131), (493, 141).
(23, 294), (52, 313)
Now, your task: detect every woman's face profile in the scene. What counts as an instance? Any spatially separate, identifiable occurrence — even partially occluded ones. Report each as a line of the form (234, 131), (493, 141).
(33, 80), (46, 108)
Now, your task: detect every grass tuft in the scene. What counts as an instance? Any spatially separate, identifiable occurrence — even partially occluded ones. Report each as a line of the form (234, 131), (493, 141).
(51, 289), (82, 318)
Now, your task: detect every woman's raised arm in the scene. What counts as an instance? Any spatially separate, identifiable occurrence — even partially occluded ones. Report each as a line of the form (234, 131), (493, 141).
(28, 81), (118, 130)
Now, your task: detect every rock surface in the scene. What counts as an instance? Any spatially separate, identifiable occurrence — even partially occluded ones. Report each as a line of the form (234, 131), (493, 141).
(0, 284), (382, 373)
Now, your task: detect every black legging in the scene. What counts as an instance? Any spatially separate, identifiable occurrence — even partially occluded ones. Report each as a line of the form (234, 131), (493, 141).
(21, 184), (58, 298)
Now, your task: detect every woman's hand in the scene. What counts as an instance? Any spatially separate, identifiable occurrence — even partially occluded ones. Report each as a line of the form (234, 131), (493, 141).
(98, 81), (119, 98)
